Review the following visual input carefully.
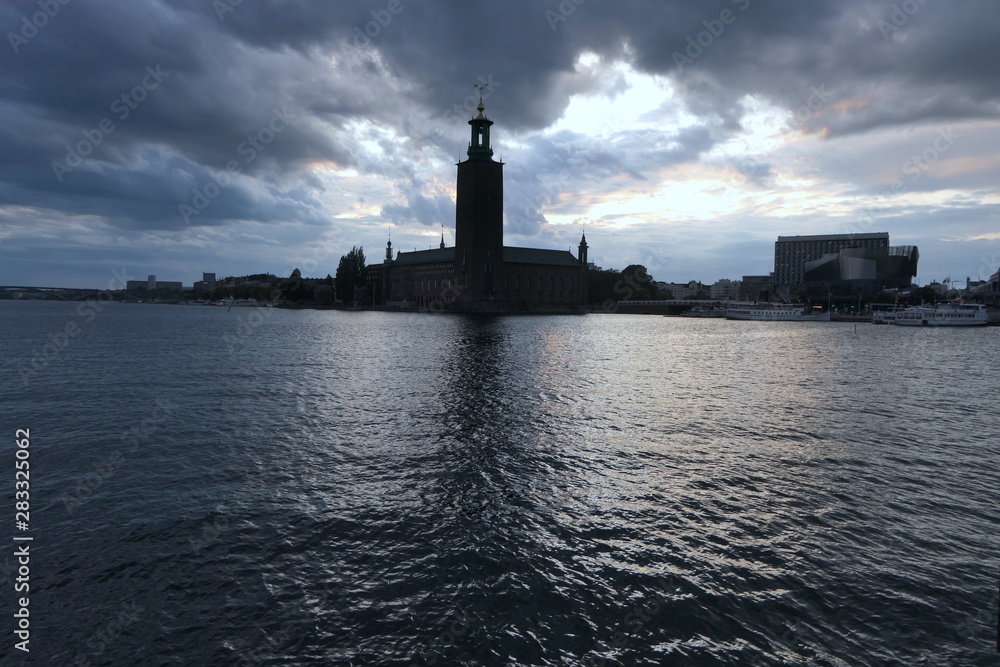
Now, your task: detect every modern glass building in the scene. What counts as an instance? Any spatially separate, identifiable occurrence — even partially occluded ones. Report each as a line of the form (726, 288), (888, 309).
(803, 245), (919, 288)
(774, 232), (890, 287)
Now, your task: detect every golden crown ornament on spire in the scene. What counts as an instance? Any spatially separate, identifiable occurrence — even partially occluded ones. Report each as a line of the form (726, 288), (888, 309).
(474, 83), (489, 118)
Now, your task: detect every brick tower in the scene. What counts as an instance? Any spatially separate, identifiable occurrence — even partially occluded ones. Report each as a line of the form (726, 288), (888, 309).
(454, 91), (504, 303)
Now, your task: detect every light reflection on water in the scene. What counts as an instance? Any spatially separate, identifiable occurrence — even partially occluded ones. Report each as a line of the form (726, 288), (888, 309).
(2, 302), (999, 665)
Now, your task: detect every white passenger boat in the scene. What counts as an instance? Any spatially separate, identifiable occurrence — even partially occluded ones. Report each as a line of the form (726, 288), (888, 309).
(725, 304), (830, 321)
(872, 309), (899, 325)
(892, 303), (988, 326)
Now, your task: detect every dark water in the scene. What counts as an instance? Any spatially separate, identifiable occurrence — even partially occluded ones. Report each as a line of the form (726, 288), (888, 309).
(2, 300), (999, 665)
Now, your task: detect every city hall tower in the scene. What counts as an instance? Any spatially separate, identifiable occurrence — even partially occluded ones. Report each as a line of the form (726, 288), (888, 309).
(454, 93), (504, 302)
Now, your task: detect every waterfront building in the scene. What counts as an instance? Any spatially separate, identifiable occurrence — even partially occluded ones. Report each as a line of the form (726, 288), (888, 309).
(775, 233), (889, 287)
(655, 280), (706, 300)
(738, 274), (774, 302)
(365, 96), (589, 311)
(775, 232), (917, 296)
(802, 245), (919, 294)
(126, 276), (183, 292)
(193, 272), (217, 291)
(986, 269), (1000, 299)
(710, 279), (740, 301)
(965, 272), (999, 304)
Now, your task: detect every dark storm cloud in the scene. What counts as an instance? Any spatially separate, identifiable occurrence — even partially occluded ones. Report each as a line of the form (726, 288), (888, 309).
(1, 0), (998, 284)
(304, 0), (1000, 137)
(615, 0), (1000, 137)
(2, 0), (365, 230)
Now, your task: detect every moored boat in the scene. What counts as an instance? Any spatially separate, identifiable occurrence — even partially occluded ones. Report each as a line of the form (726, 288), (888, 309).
(872, 309), (899, 325)
(680, 306), (725, 318)
(892, 303), (988, 326)
(725, 304), (830, 321)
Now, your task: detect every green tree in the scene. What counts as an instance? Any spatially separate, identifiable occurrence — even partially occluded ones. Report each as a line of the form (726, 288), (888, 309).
(907, 285), (938, 305)
(282, 268), (305, 302)
(587, 268), (621, 306)
(619, 264), (657, 300)
(314, 284), (334, 306)
(335, 247), (367, 306)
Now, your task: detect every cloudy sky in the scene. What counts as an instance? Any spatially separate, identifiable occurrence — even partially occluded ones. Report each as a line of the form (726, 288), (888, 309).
(2, 0), (999, 289)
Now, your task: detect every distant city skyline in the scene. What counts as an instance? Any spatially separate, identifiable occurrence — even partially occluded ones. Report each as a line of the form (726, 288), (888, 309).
(2, 2), (999, 289)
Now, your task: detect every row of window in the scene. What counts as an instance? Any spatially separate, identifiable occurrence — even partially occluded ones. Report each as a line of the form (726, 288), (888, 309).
(384, 273), (582, 303)
(393, 275), (579, 295)
(396, 265), (454, 276)
(505, 275), (574, 291)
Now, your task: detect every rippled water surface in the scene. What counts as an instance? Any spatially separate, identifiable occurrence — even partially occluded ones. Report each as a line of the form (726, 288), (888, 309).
(3, 301), (999, 665)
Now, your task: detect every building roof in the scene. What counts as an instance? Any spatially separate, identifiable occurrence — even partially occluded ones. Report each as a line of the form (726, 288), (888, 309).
(775, 232), (889, 243)
(371, 245), (581, 268)
(503, 246), (579, 266)
(391, 247), (456, 265)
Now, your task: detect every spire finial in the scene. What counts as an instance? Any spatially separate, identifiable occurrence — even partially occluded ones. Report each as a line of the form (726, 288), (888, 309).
(474, 83), (489, 118)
